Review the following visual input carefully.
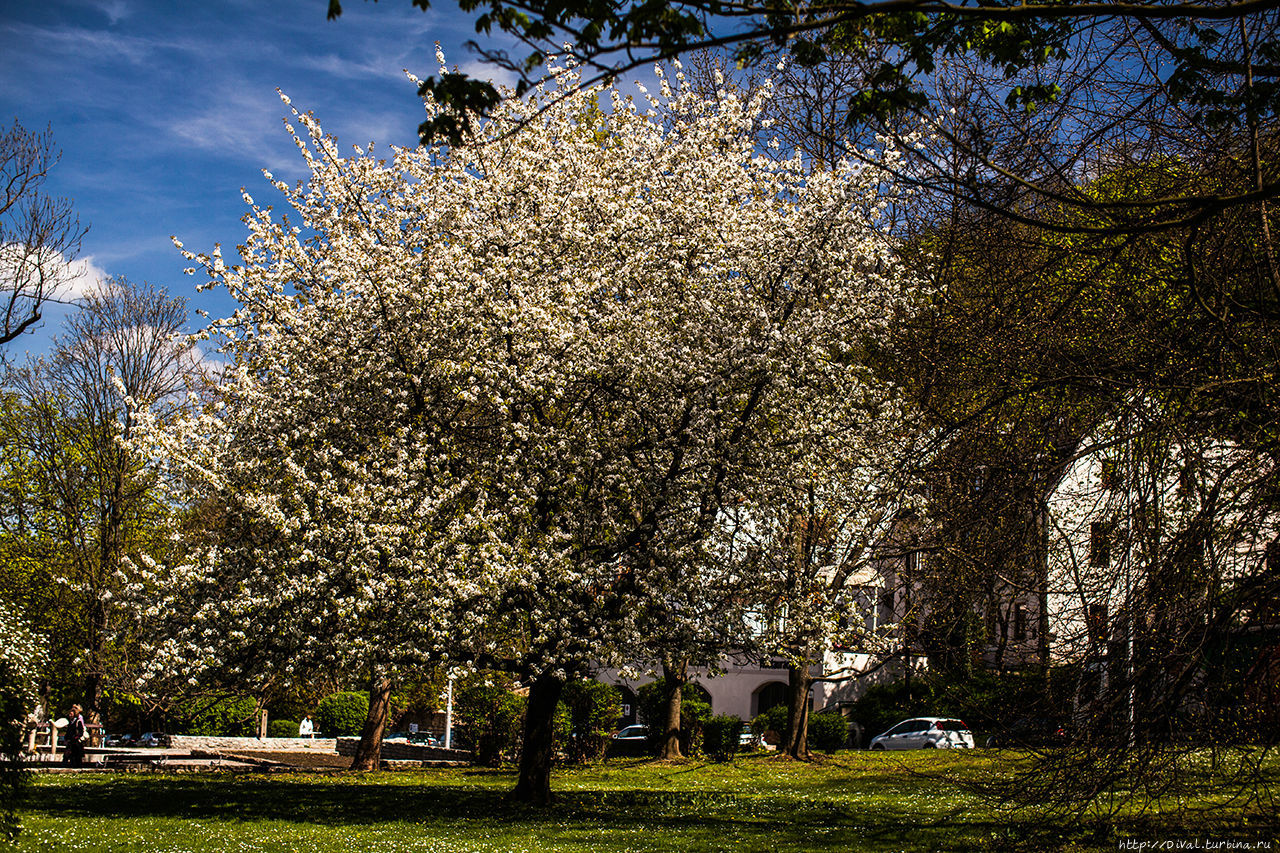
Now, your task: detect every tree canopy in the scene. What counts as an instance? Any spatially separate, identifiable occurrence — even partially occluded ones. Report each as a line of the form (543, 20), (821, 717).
(137, 54), (920, 802)
(327, 1), (1280, 234)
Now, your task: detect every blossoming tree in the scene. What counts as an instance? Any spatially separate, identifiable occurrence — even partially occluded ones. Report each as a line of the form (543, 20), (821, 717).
(139, 54), (920, 800)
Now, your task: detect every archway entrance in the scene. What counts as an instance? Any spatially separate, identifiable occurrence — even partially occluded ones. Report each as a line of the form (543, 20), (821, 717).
(752, 681), (788, 718)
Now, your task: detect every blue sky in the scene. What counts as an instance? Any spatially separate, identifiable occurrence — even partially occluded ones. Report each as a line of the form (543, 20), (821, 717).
(0, 0), (517, 357)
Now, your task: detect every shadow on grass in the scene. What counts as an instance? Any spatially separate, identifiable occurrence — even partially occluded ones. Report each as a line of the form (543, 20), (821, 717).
(24, 775), (1009, 851)
(28, 766), (1275, 852)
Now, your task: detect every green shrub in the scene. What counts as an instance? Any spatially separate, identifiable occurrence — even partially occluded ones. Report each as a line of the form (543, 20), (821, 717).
(268, 719), (299, 738)
(848, 671), (1060, 743)
(750, 703), (789, 742)
(314, 691), (369, 737)
(0, 604), (44, 844)
(809, 712), (849, 752)
(558, 679), (621, 763)
(681, 695), (712, 757)
(702, 714), (744, 761)
(455, 684), (526, 766)
(176, 696), (258, 736)
(637, 679), (711, 757)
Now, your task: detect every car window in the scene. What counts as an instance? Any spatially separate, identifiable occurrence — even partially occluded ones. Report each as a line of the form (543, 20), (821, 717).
(940, 720), (968, 731)
(886, 722), (913, 735)
(907, 720), (930, 732)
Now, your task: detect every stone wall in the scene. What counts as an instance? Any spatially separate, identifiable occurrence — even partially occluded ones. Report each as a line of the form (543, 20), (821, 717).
(167, 735), (337, 752)
(335, 738), (472, 762)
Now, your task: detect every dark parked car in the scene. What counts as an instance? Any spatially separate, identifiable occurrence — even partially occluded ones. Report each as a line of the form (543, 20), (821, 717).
(609, 725), (649, 755)
(137, 732), (169, 748)
(985, 717), (1069, 748)
(407, 731), (442, 746)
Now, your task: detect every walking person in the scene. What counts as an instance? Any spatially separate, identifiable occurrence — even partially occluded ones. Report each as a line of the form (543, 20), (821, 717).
(63, 704), (87, 768)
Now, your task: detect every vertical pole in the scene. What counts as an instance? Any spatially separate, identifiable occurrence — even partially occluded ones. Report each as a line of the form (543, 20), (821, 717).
(1123, 402), (1136, 750)
(444, 677), (453, 750)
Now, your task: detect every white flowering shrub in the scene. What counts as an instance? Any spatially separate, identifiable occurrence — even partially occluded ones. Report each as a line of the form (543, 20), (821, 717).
(1, 603), (45, 842)
(135, 53), (921, 774)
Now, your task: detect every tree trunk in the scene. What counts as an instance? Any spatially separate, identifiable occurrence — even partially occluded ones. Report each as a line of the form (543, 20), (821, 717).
(86, 460), (124, 725)
(783, 662), (812, 760)
(657, 657), (687, 760)
(1035, 502), (1052, 674)
(83, 671), (103, 727)
(350, 670), (393, 771)
(510, 672), (564, 805)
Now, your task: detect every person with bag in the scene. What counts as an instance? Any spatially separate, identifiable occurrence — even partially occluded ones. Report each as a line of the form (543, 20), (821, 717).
(63, 704), (87, 768)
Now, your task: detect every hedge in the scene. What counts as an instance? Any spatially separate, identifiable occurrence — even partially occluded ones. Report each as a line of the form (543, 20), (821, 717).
(268, 719), (300, 738)
(315, 691), (369, 737)
(702, 714), (744, 761)
(558, 679), (621, 763)
(809, 712), (849, 752)
(454, 684), (526, 766)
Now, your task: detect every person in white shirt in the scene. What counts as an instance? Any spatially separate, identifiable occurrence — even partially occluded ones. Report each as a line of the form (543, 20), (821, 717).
(298, 715), (314, 738)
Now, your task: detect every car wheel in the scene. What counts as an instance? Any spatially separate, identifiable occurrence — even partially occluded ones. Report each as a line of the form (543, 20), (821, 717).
(985, 737), (997, 748)
(870, 743), (885, 751)
(922, 743), (936, 749)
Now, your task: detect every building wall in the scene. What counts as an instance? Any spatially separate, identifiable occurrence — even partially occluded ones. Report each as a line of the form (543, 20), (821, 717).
(597, 656), (822, 722)
(1044, 420), (1275, 668)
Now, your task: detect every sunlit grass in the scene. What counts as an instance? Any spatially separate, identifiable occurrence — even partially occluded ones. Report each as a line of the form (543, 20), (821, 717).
(16, 751), (1279, 852)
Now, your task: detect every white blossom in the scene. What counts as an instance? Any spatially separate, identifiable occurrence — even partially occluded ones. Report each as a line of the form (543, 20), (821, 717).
(134, 56), (924, 691)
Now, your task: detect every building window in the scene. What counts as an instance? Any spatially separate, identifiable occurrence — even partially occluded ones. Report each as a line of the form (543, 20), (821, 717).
(1100, 459), (1118, 490)
(1090, 522), (1111, 568)
(1013, 603), (1027, 641)
(1087, 603), (1108, 645)
(1178, 459), (1197, 498)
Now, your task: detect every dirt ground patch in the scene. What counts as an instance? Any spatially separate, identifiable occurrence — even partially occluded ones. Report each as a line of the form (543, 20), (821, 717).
(219, 750), (352, 770)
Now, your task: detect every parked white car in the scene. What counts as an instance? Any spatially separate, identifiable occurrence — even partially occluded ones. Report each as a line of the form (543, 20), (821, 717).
(868, 717), (974, 750)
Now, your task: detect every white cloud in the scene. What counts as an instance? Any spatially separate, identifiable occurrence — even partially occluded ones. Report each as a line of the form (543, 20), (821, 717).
(456, 60), (519, 90)
(56, 255), (110, 300)
(4, 20), (192, 66)
(102, 0), (132, 26)
(300, 53), (411, 84)
(0, 245), (109, 302)
(166, 89), (299, 174)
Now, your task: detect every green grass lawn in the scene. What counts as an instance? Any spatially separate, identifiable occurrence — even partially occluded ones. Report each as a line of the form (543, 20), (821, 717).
(14, 751), (1279, 852)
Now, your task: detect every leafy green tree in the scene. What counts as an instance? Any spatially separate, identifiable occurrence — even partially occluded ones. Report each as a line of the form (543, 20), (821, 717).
(882, 156), (1280, 821)
(174, 695), (259, 737)
(0, 278), (196, 728)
